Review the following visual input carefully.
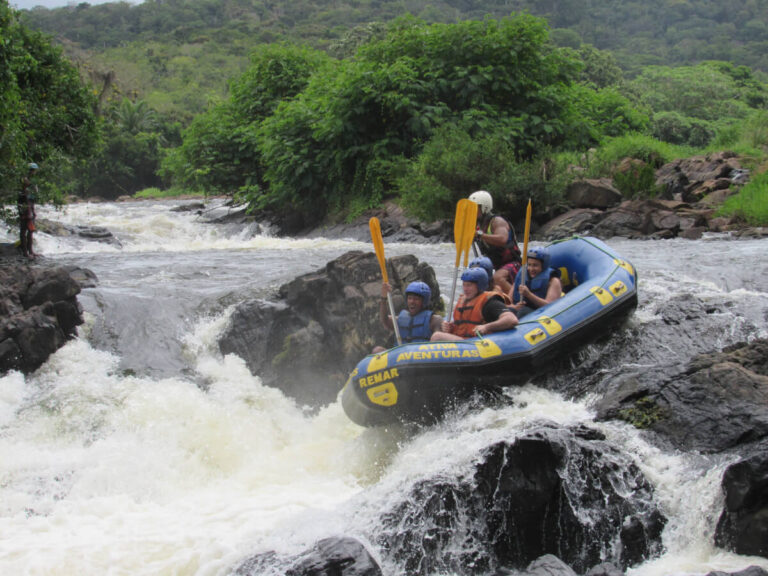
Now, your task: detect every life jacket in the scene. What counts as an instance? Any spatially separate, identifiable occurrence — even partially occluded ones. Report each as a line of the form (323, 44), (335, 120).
(512, 267), (557, 309)
(17, 190), (29, 218)
(478, 213), (521, 269)
(452, 291), (501, 337)
(397, 309), (434, 343)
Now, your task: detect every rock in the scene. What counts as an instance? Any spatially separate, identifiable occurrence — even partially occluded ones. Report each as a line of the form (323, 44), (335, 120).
(536, 208), (602, 240)
(0, 263), (85, 374)
(596, 339), (768, 454)
(705, 568), (768, 576)
(715, 444), (768, 559)
(218, 250), (442, 406)
(565, 179), (623, 209)
(375, 425), (665, 574)
(36, 218), (121, 247)
(234, 536), (382, 576)
(519, 555), (578, 576)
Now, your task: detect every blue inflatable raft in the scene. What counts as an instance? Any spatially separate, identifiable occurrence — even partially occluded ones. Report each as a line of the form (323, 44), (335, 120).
(341, 236), (638, 427)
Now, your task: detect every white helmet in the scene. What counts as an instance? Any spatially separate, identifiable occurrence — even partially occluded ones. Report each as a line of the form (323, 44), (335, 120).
(468, 190), (493, 215)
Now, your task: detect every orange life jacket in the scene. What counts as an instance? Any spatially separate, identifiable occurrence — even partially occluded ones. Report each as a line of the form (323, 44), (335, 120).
(453, 291), (495, 337)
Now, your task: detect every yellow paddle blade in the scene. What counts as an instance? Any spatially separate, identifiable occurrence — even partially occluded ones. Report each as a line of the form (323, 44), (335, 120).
(369, 217), (388, 282)
(462, 200), (478, 267)
(453, 199), (469, 267)
(520, 198), (532, 286)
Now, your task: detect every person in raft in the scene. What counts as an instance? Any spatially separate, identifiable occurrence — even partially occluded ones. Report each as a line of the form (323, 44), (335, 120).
(468, 255), (512, 304)
(469, 190), (522, 296)
(373, 281), (443, 353)
(510, 246), (563, 319)
(430, 267), (518, 341)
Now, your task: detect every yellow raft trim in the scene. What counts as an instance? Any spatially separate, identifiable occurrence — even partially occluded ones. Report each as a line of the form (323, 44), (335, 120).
(590, 286), (614, 306)
(368, 352), (389, 372)
(614, 259), (635, 277)
(538, 316), (562, 335)
(524, 327), (547, 346)
(367, 382), (398, 406)
(474, 338), (503, 358)
(609, 280), (628, 297)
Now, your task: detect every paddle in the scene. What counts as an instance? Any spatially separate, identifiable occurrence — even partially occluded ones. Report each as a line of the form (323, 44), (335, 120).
(447, 199), (478, 321)
(370, 217), (402, 346)
(518, 198), (532, 304)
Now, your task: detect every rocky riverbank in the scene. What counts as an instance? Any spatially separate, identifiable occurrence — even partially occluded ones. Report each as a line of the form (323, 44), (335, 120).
(0, 244), (95, 375)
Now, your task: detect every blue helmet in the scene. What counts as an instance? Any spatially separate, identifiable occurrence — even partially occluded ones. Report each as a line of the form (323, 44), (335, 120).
(405, 281), (431, 308)
(28, 162), (39, 171)
(461, 267), (489, 292)
(527, 246), (550, 269)
(469, 256), (494, 284)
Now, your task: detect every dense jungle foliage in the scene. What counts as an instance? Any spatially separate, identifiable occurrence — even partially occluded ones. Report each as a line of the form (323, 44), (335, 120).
(5, 0), (768, 226)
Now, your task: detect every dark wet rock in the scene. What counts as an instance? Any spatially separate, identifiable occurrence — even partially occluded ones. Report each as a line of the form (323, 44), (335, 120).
(583, 562), (624, 576)
(218, 250), (442, 406)
(36, 218), (121, 246)
(705, 567), (768, 576)
(0, 263), (85, 373)
(518, 555), (578, 576)
(715, 441), (768, 559)
(375, 425), (665, 574)
(537, 209), (603, 241)
(234, 536), (382, 576)
(595, 339), (768, 454)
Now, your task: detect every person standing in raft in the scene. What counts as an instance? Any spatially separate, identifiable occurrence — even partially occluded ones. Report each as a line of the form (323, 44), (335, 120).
(469, 190), (522, 296)
(430, 268), (518, 341)
(18, 162), (39, 259)
(373, 281), (443, 353)
(510, 246), (563, 319)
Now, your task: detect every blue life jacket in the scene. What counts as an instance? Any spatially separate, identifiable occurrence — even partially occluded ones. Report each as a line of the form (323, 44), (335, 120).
(512, 267), (557, 309)
(397, 309), (434, 342)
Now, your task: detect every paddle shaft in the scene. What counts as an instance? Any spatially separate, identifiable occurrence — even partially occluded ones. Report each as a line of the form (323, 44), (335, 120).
(518, 199), (532, 303)
(369, 217), (402, 345)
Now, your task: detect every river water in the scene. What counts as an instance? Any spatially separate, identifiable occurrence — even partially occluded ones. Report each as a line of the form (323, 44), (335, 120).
(1, 199), (767, 576)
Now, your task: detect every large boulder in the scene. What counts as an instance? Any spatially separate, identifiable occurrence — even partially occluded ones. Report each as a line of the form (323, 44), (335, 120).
(375, 425), (665, 574)
(0, 262), (89, 373)
(565, 178), (623, 209)
(715, 442), (768, 559)
(595, 339), (768, 454)
(218, 250), (442, 406)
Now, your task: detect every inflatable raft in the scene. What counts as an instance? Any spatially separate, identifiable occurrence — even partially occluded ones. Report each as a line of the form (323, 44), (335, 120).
(341, 236), (638, 427)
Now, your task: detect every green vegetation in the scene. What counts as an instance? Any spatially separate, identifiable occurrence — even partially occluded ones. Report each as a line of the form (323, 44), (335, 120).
(619, 397), (664, 429)
(1, 0), (98, 206)
(717, 170), (768, 226)
(133, 187), (202, 199)
(7, 0), (768, 225)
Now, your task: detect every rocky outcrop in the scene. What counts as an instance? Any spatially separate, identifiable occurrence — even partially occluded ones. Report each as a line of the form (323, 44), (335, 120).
(715, 442), (768, 558)
(595, 339), (768, 454)
(218, 250), (442, 406)
(36, 218), (122, 246)
(538, 152), (751, 240)
(0, 262), (88, 373)
(375, 425), (664, 574)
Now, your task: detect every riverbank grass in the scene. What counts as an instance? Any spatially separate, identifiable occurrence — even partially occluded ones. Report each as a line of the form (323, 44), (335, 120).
(718, 171), (768, 226)
(134, 187), (206, 199)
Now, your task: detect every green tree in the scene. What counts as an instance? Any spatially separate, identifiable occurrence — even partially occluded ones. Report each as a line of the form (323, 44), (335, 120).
(1, 1), (98, 206)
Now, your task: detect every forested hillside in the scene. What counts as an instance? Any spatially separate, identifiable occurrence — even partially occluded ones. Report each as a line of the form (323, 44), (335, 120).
(21, 0), (768, 121)
(8, 0), (768, 228)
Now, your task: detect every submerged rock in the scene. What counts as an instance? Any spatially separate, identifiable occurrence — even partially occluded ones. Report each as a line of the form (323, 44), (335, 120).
(235, 536), (382, 576)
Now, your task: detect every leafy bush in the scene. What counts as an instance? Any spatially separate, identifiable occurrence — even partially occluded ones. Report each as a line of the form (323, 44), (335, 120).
(398, 125), (571, 221)
(651, 111), (714, 147)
